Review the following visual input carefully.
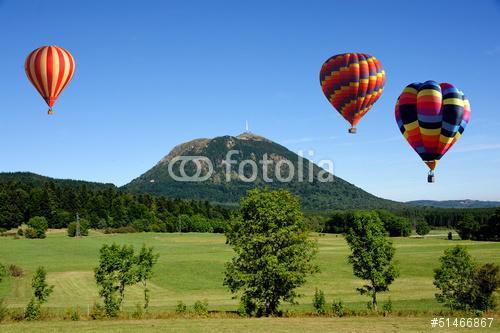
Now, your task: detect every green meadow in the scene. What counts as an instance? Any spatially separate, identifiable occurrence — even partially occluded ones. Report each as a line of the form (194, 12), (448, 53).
(0, 230), (498, 313)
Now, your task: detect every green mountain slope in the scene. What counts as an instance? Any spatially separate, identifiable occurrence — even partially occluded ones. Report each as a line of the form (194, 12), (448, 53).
(124, 133), (403, 210)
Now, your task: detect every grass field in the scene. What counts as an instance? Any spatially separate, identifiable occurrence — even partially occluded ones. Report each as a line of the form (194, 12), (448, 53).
(1, 316), (499, 333)
(0, 230), (498, 313)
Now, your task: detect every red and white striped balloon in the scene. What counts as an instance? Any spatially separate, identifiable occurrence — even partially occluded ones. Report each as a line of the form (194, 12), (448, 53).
(25, 45), (75, 115)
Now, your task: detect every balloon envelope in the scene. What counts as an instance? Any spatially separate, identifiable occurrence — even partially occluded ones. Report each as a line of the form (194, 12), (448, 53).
(320, 53), (386, 129)
(25, 45), (75, 114)
(395, 80), (471, 171)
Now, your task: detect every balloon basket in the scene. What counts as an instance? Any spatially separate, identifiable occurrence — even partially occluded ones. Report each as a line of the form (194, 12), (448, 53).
(348, 127), (357, 134)
(48, 109), (54, 115)
(427, 172), (435, 183)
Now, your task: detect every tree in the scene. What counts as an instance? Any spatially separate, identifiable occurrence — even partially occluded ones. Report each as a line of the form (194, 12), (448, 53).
(32, 266), (54, 304)
(94, 243), (137, 316)
(25, 266), (54, 320)
(455, 214), (479, 240)
(376, 210), (411, 237)
(67, 219), (90, 237)
(135, 245), (159, 310)
(27, 216), (48, 239)
(433, 246), (476, 310)
(224, 189), (318, 316)
(470, 263), (500, 311)
(345, 212), (399, 311)
(415, 220), (431, 236)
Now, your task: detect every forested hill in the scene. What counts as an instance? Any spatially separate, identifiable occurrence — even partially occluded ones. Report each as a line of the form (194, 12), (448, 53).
(124, 133), (403, 211)
(0, 174), (232, 232)
(0, 172), (115, 190)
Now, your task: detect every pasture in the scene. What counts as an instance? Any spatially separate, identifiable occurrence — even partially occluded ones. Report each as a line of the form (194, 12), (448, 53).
(1, 230), (498, 313)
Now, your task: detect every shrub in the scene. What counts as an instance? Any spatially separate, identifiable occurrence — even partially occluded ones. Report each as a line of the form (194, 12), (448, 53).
(382, 298), (393, 314)
(447, 232), (452, 240)
(9, 264), (23, 277)
(238, 295), (256, 316)
(0, 264), (6, 283)
(0, 299), (7, 322)
(24, 298), (41, 320)
(312, 288), (327, 314)
(67, 219), (90, 237)
(89, 302), (105, 320)
(17, 228), (24, 236)
(27, 216), (48, 239)
(470, 263), (500, 311)
(193, 300), (208, 316)
(132, 303), (144, 319)
(64, 306), (80, 321)
(332, 300), (345, 317)
(175, 301), (187, 314)
(24, 227), (38, 239)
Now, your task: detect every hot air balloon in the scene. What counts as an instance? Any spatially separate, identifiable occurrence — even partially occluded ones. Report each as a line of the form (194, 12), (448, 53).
(25, 46), (75, 115)
(395, 81), (471, 182)
(320, 53), (386, 133)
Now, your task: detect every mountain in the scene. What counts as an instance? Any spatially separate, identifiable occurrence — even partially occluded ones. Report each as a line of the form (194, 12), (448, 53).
(124, 132), (403, 211)
(407, 199), (500, 209)
(0, 172), (116, 190)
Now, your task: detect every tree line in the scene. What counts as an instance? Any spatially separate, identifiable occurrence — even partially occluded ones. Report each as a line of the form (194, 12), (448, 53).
(0, 180), (233, 233)
(307, 207), (500, 241)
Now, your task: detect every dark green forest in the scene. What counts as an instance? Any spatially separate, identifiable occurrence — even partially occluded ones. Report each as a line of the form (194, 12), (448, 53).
(0, 177), (232, 233)
(0, 173), (498, 241)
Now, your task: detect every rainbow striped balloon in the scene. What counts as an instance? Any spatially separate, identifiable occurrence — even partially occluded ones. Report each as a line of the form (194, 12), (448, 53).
(25, 45), (75, 115)
(320, 53), (386, 133)
(395, 81), (471, 181)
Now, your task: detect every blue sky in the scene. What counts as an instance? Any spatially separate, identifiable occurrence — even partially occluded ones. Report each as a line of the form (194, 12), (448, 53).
(1, 0), (500, 201)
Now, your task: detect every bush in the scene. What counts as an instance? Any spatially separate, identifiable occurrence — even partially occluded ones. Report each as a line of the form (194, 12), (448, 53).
(67, 219), (90, 237)
(332, 300), (345, 317)
(64, 306), (80, 321)
(416, 220), (431, 236)
(132, 303), (143, 319)
(471, 263), (500, 311)
(9, 264), (23, 277)
(17, 228), (23, 236)
(312, 288), (327, 314)
(238, 295), (256, 316)
(27, 216), (48, 239)
(447, 232), (452, 240)
(24, 227), (39, 239)
(24, 298), (41, 320)
(89, 302), (105, 320)
(175, 301), (187, 314)
(193, 300), (208, 316)
(0, 264), (6, 283)
(382, 298), (393, 314)
(0, 299), (7, 322)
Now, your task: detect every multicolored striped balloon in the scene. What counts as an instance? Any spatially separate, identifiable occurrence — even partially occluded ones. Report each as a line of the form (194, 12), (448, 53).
(25, 46), (75, 115)
(320, 53), (386, 133)
(395, 81), (471, 182)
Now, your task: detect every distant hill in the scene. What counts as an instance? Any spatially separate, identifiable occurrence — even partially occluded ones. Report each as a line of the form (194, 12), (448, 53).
(0, 172), (116, 190)
(407, 199), (500, 209)
(123, 132), (403, 211)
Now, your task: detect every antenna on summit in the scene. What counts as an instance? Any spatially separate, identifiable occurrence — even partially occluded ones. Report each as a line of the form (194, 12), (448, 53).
(245, 120), (250, 133)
